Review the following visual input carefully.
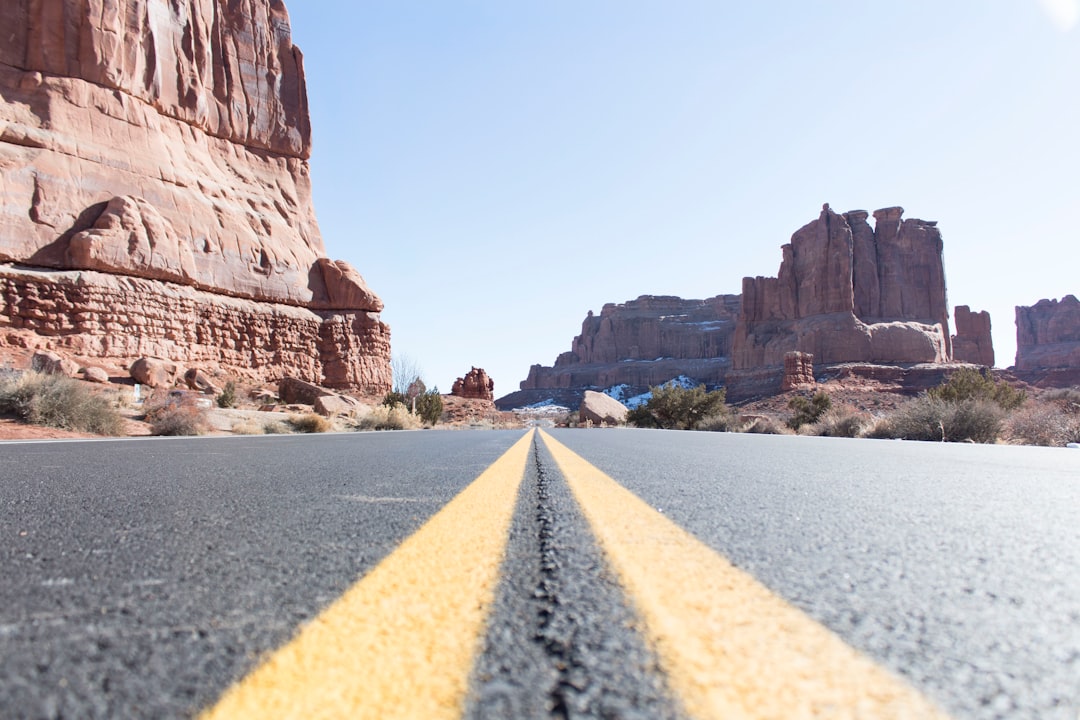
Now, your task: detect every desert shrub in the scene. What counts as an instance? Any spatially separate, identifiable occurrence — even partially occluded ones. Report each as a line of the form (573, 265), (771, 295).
(230, 419), (264, 435)
(1005, 401), (1080, 447)
(382, 391), (409, 408)
(288, 413), (331, 433)
(146, 399), (208, 436)
(872, 396), (1003, 443)
(741, 417), (785, 434)
(697, 413), (738, 432)
(354, 404), (422, 431)
(0, 371), (124, 435)
(262, 420), (291, 435)
(629, 383), (728, 430)
(927, 367), (1025, 411)
(216, 381), (237, 409)
(414, 388), (444, 425)
(807, 407), (868, 438)
(787, 391), (832, 430)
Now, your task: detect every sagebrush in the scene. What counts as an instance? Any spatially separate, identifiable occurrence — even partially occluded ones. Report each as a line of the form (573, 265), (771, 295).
(628, 383), (729, 430)
(0, 371), (124, 435)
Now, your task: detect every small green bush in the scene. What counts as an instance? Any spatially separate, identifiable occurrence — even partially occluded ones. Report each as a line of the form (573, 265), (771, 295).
(414, 388), (444, 425)
(787, 391), (832, 430)
(216, 381), (237, 409)
(927, 367), (1025, 411)
(697, 413), (738, 432)
(629, 383), (728, 430)
(0, 371), (124, 435)
(288, 413), (331, 433)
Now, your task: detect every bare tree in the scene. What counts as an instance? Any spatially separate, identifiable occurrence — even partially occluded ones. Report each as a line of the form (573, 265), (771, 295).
(390, 353), (424, 396)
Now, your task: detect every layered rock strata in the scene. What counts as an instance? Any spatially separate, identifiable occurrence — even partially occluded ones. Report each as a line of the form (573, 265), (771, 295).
(781, 351), (815, 391)
(1, 266), (389, 389)
(0, 0), (389, 391)
(1015, 296), (1080, 377)
(520, 295), (741, 393)
(952, 306), (995, 367)
(732, 205), (951, 372)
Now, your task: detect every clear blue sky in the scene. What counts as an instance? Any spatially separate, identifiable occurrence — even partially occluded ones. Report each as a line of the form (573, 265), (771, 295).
(286, 1), (1078, 396)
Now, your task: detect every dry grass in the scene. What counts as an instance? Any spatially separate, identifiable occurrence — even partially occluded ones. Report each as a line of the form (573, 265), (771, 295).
(1004, 398), (1080, 447)
(145, 396), (209, 436)
(353, 404), (422, 431)
(288, 413), (332, 433)
(0, 371), (124, 435)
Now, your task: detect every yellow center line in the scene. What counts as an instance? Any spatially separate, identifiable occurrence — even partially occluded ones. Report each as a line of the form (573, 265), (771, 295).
(539, 430), (952, 720)
(199, 429), (534, 720)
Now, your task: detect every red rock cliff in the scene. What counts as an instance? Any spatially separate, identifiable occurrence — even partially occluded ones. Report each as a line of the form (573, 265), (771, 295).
(0, 0), (390, 391)
(732, 205), (951, 370)
(520, 295), (740, 392)
(952, 306), (995, 367)
(1015, 296), (1080, 372)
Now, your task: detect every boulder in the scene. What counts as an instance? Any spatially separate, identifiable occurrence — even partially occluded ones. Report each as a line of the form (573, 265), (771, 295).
(130, 358), (178, 388)
(452, 367), (495, 401)
(313, 395), (360, 418)
(31, 350), (77, 377)
(184, 368), (221, 395)
(81, 366), (111, 384)
(579, 390), (629, 426)
(279, 377), (334, 405)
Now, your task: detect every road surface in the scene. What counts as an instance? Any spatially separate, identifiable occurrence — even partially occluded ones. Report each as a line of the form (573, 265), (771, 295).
(1, 429), (1077, 718)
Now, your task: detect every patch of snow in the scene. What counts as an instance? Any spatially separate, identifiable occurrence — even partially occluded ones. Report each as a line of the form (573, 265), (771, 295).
(523, 398), (557, 408)
(603, 384), (632, 402)
(624, 392), (652, 410)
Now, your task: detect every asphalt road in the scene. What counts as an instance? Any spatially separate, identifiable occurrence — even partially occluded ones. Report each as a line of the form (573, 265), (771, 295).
(1, 429), (1078, 719)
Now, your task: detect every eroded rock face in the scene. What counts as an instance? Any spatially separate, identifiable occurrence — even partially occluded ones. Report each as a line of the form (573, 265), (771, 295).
(579, 390), (628, 426)
(520, 295), (741, 392)
(1016, 296), (1080, 371)
(1, 265), (391, 392)
(452, 367), (495, 401)
(781, 351), (815, 391)
(732, 205), (951, 371)
(952, 306), (995, 366)
(0, 0), (390, 391)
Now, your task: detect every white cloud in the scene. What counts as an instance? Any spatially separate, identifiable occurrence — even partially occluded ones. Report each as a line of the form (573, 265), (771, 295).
(1038, 0), (1080, 30)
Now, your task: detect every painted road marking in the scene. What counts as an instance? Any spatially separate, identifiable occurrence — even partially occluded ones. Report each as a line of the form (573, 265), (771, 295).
(200, 430), (534, 720)
(539, 430), (952, 720)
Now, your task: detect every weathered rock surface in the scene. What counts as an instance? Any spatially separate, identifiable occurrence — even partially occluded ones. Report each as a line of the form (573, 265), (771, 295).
(313, 394), (361, 418)
(952, 306), (995, 367)
(781, 351), (815, 391)
(0, 0), (390, 391)
(184, 368), (220, 395)
(732, 205), (951, 373)
(452, 367), (495, 401)
(579, 390), (628, 426)
(130, 357), (178, 389)
(1015, 296), (1080, 372)
(519, 295), (741, 394)
(81, 366), (110, 384)
(1, 265), (390, 391)
(31, 349), (76, 376)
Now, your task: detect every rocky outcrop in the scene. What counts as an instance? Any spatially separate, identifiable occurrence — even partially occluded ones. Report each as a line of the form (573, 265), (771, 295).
(0, 0), (389, 391)
(520, 295), (741, 393)
(732, 205), (951, 373)
(1, 265), (391, 391)
(1016, 296), (1080, 373)
(952, 306), (994, 367)
(579, 391), (628, 426)
(781, 351), (815, 391)
(452, 367), (495, 401)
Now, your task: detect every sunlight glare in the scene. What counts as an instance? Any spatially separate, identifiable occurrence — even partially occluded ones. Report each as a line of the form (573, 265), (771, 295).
(1037, 0), (1079, 30)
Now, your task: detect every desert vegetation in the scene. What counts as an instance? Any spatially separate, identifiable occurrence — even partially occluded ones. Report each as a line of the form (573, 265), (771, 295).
(0, 370), (124, 435)
(144, 393), (210, 436)
(627, 383), (731, 430)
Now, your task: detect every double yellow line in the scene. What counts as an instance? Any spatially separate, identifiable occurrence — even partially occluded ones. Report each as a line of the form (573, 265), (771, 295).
(201, 429), (950, 719)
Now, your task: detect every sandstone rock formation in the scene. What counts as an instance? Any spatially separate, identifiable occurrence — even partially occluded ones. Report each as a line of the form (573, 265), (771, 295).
(733, 205), (951, 372)
(452, 367), (495, 401)
(0, 0), (390, 392)
(952, 306), (994, 367)
(1015, 296), (1080, 372)
(520, 295), (741, 393)
(781, 351), (815, 391)
(579, 391), (628, 426)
